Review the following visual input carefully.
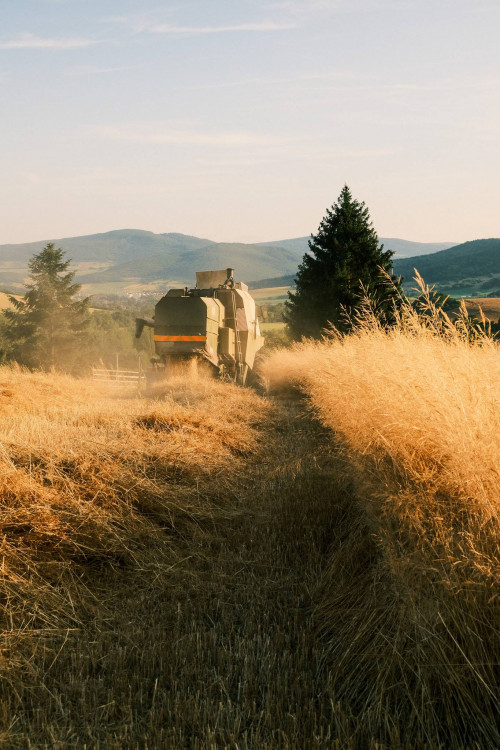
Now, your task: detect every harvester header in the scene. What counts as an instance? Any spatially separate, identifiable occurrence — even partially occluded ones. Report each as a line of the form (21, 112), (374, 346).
(135, 268), (264, 385)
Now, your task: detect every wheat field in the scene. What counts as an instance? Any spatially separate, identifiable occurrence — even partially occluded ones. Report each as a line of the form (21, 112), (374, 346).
(0, 365), (354, 748)
(263, 295), (500, 748)
(1, 296), (499, 749)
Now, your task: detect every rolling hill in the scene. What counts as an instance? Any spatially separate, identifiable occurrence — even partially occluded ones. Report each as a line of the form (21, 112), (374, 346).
(249, 274), (296, 290)
(0, 229), (215, 266)
(393, 239), (500, 295)
(260, 237), (456, 258)
(0, 230), (218, 290)
(252, 239), (500, 297)
(0, 231), (304, 292)
(76, 242), (303, 287)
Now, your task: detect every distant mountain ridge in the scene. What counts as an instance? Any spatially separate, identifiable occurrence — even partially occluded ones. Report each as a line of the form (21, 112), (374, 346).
(0, 230), (216, 265)
(0, 229), (494, 297)
(0, 229), (456, 268)
(77, 242), (302, 286)
(259, 237), (456, 258)
(250, 239), (500, 296)
(393, 239), (500, 295)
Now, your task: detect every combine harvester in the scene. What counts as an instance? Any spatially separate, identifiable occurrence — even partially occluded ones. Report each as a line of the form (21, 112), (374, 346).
(135, 268), (265, 385)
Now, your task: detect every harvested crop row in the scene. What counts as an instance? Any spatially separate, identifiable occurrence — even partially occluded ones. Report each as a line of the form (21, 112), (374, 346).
(0, 367), (349, 748)
(0, 369), (265, 665)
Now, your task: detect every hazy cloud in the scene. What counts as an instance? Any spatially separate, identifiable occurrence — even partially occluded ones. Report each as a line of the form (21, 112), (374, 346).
(196, 144), (397, 168)
(96, 125), (291, 146)
(144, 21), (295, 35)
(27, 173), (42, 184)
(270, 0), (338, 13)
(70, 64), (139, 76)
(0, 34), (98, 50)
(179, 69), (356, 92)
(270, 0), (413, 16)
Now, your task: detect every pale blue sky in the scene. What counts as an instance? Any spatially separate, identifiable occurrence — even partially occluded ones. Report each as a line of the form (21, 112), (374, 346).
(1, 0), (499, 244)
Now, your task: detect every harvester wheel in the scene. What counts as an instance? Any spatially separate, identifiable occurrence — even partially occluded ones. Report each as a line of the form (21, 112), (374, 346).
(236, 363), (249, 386)
(246, 355), (265, 392)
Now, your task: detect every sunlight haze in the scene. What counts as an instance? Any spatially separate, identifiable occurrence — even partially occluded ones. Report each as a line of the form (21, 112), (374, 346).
(1, 0), (499, 244)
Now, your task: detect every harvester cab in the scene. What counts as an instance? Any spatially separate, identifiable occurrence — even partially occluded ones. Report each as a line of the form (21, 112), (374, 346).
(135, 268), (265, 385)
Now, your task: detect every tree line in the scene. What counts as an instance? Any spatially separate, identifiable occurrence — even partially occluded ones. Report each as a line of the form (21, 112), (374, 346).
(0, 244), (153, 373)
(285, 185), (402, 338)
(285, 185), (499, 340)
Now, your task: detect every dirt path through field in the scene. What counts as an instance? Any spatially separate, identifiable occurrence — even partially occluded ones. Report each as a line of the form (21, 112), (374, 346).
(4, 388), (359, 749)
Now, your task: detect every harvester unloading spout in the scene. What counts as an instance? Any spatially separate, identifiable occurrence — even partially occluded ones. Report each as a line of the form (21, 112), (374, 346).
(135, 317), (154, 339)
(135, 268), (264, 385)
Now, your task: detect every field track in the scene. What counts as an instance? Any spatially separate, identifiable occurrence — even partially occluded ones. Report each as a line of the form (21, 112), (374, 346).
(1, 374), (356, 749)
(2, 367), (498, 749)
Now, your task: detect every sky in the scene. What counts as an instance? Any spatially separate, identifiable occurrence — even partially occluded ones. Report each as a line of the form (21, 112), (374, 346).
(1, 0), (499, 245)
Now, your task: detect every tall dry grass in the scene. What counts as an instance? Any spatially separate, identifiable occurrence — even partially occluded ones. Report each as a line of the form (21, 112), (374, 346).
(263, 287), (500, 747)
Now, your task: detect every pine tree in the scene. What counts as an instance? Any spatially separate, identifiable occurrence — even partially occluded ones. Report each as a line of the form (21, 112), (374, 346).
(285, 185), (402, 339)
(2, 243), (90, 371)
